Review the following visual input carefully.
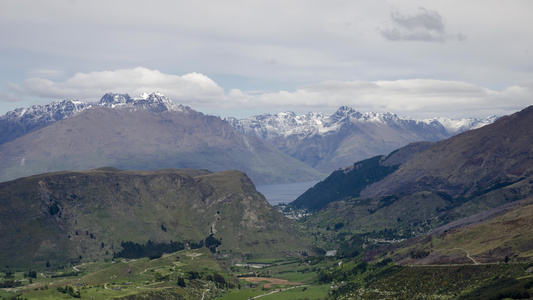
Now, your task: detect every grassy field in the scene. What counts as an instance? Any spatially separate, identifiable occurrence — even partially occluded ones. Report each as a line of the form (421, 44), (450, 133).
(2, 246), (532, 299)
(0, 247), (331, 300)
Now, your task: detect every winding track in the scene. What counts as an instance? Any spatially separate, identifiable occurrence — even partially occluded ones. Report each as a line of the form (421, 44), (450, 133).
(451, 248), (480, 265)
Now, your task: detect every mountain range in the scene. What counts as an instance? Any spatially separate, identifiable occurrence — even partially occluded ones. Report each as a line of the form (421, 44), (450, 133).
(298, 105), (533, 263)
(0, 93), (322, 185)
(227, 107), (495, 173)
(0, 92), (496, 185)
(0, 94), (531, 298)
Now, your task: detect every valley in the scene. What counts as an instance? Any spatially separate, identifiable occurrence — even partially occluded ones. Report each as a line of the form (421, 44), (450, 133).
(0, 96), (532, 299)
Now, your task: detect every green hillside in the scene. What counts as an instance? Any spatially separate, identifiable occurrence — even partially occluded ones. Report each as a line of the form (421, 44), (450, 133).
(0, 168), (312, 269)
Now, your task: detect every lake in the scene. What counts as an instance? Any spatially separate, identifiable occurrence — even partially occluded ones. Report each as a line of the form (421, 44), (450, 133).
(256, 181), (319, 206)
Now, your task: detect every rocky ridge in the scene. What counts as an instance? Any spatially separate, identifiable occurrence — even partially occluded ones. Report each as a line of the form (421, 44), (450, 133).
(227, 106), (496, 173)
(0, 92), (184, 145)
(226, 106), (496, 141)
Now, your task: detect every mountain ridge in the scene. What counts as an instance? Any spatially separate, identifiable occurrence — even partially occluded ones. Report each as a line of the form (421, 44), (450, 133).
(227, 106), (496, 173)
(0, 92), (186, 146)
(361, 105), (533, 199)
(226, 106), (496, 139)
(0, 96), (323, 184)
(0, 92), (497, 184)
(298, 105), (533, 254)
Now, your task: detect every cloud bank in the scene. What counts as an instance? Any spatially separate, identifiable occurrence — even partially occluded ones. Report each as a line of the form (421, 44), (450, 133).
(20, 67), (225, 102)
(10, 67), (532, 119)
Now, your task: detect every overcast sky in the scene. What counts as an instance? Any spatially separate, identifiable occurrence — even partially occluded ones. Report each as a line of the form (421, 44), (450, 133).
(1, 0), (532, 119)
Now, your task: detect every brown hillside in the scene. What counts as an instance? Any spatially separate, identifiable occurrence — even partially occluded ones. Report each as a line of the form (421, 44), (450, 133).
(0, 105), (323, 184)
(361, 105), (533, 198)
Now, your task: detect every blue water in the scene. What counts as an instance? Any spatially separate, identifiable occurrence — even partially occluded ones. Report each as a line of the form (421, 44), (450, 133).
(256, 181), (319, 206)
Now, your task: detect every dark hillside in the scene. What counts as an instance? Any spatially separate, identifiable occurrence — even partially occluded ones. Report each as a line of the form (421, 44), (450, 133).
(290, 141), (433, 211)
(0, 168), (311, 268)
(290, 155), (397, 211)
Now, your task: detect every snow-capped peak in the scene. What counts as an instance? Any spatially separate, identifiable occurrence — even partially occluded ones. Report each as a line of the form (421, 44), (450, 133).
(422, 115), (498, 134)
(97, 92), (183, 112)
(0, 92), (188, 145)
(227, 106), (498, 141)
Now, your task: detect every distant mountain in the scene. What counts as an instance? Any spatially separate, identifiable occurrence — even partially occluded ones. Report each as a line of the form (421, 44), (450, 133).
(1, 95), (495, 184)
(300, 105), (533, 244)
(0, 168), (311, 268)
(227, 106), (496, 173)
(0, 92), (184, 146)
(0, 93), (323, 184)
(0, 99), (91, 145)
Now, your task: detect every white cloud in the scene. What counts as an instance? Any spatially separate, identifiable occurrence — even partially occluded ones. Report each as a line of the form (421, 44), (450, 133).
(241, 79), (530, 118)
(21, 67), (225, 102)
(14, 67), (533, 119)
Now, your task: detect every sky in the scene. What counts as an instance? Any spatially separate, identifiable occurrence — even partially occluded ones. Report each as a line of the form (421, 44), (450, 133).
(1, 0), (532, 119)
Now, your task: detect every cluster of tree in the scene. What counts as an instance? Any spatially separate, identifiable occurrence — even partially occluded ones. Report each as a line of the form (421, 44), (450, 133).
(183, 270), (236, 289)
(57, 285), (81, 298)
(410, 250), (430, 259)
(204, 234), (222, 253)
(23, 269), (37, 278)
(113, 240), (186, 259)
(336, 234), (365, 258)
(187, 239), (204, 249)
(114, 234), (223, 259)
(326, 222), (346, 231)
(0, 280), (21, 288)
(177, 276), (186, 287)
(366, 227), (409, 239)
(317, 258), (396, 286)
(205, 273), (227, 288)
(317, 261), (369, 284)
(49, 202), (60, 215)
(3, 270), (14, 279)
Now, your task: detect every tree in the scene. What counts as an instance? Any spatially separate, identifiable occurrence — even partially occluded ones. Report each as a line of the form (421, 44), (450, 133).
(213, 273), (226, 285)
(177, 276), (186, 287)
(3, 270), (14, 279)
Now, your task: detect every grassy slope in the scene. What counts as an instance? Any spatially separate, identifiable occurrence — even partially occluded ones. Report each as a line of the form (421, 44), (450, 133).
(388, 198), (533, 265)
